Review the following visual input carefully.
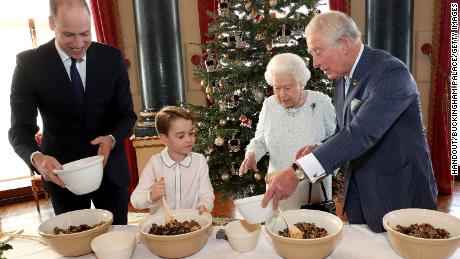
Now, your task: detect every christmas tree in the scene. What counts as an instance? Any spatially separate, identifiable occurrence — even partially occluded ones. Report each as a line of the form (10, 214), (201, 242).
(188, 0), (333, 200)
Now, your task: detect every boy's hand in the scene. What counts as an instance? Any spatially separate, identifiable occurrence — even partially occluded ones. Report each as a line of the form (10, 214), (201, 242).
(197, 205), (210, 215)
(150, 177), (166, 202)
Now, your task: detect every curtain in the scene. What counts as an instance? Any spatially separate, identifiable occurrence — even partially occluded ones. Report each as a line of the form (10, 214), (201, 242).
(89, 0), (139, 195)
(427, 0), (456, 194)
(329, 0), (351, 15)
(197, 0), (218, 105)
(197, 0), (217, 44)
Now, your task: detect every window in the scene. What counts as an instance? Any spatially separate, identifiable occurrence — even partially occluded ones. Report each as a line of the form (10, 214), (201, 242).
(0, 0), (95, 185)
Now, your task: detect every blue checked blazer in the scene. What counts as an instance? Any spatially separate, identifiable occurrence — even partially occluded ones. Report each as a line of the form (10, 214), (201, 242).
(312, 45), (438, 232)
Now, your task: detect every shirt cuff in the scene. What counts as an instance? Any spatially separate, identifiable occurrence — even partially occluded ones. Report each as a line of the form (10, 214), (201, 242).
(146, 191), (156, 205)
(296, 153), (326, 183)
(30, 151), (42, 168)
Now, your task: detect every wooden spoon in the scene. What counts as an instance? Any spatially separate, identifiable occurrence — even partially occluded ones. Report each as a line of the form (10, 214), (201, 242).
(277, 208), (303, 239)
(151, 166), (175, 224)
(1, 230), (48, 245)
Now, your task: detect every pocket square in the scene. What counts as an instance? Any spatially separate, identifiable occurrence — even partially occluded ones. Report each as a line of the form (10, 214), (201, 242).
(351, 98), (362, 113)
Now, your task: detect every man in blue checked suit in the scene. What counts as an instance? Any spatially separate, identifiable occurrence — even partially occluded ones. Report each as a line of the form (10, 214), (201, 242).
(262, 11), (437, 233)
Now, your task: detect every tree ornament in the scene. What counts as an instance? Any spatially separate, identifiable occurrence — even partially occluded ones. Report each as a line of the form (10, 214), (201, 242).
(234, 59), (244, 66)
(218, 0), (229, 16)
(219, 118), (228, 126)
(215, 136), (225, 146)
(218, 79), (225, 87)
(205, 85), (213, 95)
(221, 172), (230, 181)
(254, 172), (262, 181)
(269, 0), (277, 7)
(239, 114), (252, 127)
(255, 33), (265, 41)
(231, 162), (239, 175)
(218, 100), (227, 111)
(275, 24), (292, 44)
(244, 2), (252, 11)
(254, 89), (265, 104)
(197, 122), (203, 128)
(234, 31), (247, 48)
(206, 155), (211, 162)
(204, 147), (213, 155)
(249, 10), (263, 23)
(266, 43), (273, 52)
(226, 94), (240, 108)
(228, 135), (241, 152)
(204, 57), (216, 72)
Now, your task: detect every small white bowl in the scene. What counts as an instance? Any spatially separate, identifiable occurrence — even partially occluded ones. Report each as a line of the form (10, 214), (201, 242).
(234, 194), (274, 224)
(55, 155), (103, 195)
(225, 220), (261, 253)
(91, 231), (136, 259)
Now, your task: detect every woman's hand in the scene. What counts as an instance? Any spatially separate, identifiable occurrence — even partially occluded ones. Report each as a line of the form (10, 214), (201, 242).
(295, 144), (318, 160)
(197, 205), (210, 215)
(239, 152), (258, 176)
(149, 177), (166, 202)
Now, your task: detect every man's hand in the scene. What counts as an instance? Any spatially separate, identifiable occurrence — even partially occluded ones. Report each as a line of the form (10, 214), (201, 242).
(262, 167), (299, 209)
(150, 177), (166, 202)
(295, 144), (318, 160)
(90, 135), (114, 166)
(239, 152), (258, 176)
(33, 153), (65, 188)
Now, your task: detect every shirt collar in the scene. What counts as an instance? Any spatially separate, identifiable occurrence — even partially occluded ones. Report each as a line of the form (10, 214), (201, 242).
(345, 43), (364, 80)
(160, 148), (192, 168)
(54, 39), (87, 63)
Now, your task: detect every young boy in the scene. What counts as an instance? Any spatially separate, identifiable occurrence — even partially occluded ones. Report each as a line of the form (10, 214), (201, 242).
(130, 106), (215, 215)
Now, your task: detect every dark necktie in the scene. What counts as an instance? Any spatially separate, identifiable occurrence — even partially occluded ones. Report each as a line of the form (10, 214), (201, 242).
(70, 58), (85, 109)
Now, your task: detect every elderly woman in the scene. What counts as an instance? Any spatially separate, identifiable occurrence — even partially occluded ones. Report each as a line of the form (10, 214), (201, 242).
(239, 53), (335, 210)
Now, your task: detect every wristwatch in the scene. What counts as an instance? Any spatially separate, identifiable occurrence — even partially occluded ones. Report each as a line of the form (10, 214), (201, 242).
(291, 162), (307, 181)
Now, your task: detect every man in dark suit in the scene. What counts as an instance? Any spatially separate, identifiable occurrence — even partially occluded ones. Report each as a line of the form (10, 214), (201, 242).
(9, 0), (137, 224)
(262, 11), (437, 232)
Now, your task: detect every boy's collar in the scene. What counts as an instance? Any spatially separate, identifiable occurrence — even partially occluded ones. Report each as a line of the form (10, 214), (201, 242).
(160, 148), (192, 168)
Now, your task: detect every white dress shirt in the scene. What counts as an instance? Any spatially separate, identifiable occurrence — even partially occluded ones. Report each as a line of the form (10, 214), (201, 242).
(55, 40), (87, 89)
(130, 149), (215, 215)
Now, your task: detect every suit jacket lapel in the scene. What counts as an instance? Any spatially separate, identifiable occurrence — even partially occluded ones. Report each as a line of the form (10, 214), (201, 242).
(342, 45), (373, 124)
(47, 39), (85, 117)
(334, 78), (345, 129)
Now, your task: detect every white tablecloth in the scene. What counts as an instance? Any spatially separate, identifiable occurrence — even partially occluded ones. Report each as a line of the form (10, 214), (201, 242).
(4, 224), (460, 259)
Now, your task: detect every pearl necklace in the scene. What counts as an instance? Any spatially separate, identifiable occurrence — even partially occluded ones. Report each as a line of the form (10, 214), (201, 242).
(284, 91), (306, 117)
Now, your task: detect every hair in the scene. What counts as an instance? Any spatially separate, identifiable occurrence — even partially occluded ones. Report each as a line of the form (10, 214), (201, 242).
(155, 106), (195, 135)
(305, 10), (361, 46)
(50, 0), (90, 18)
(264, 53), (311, 87)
